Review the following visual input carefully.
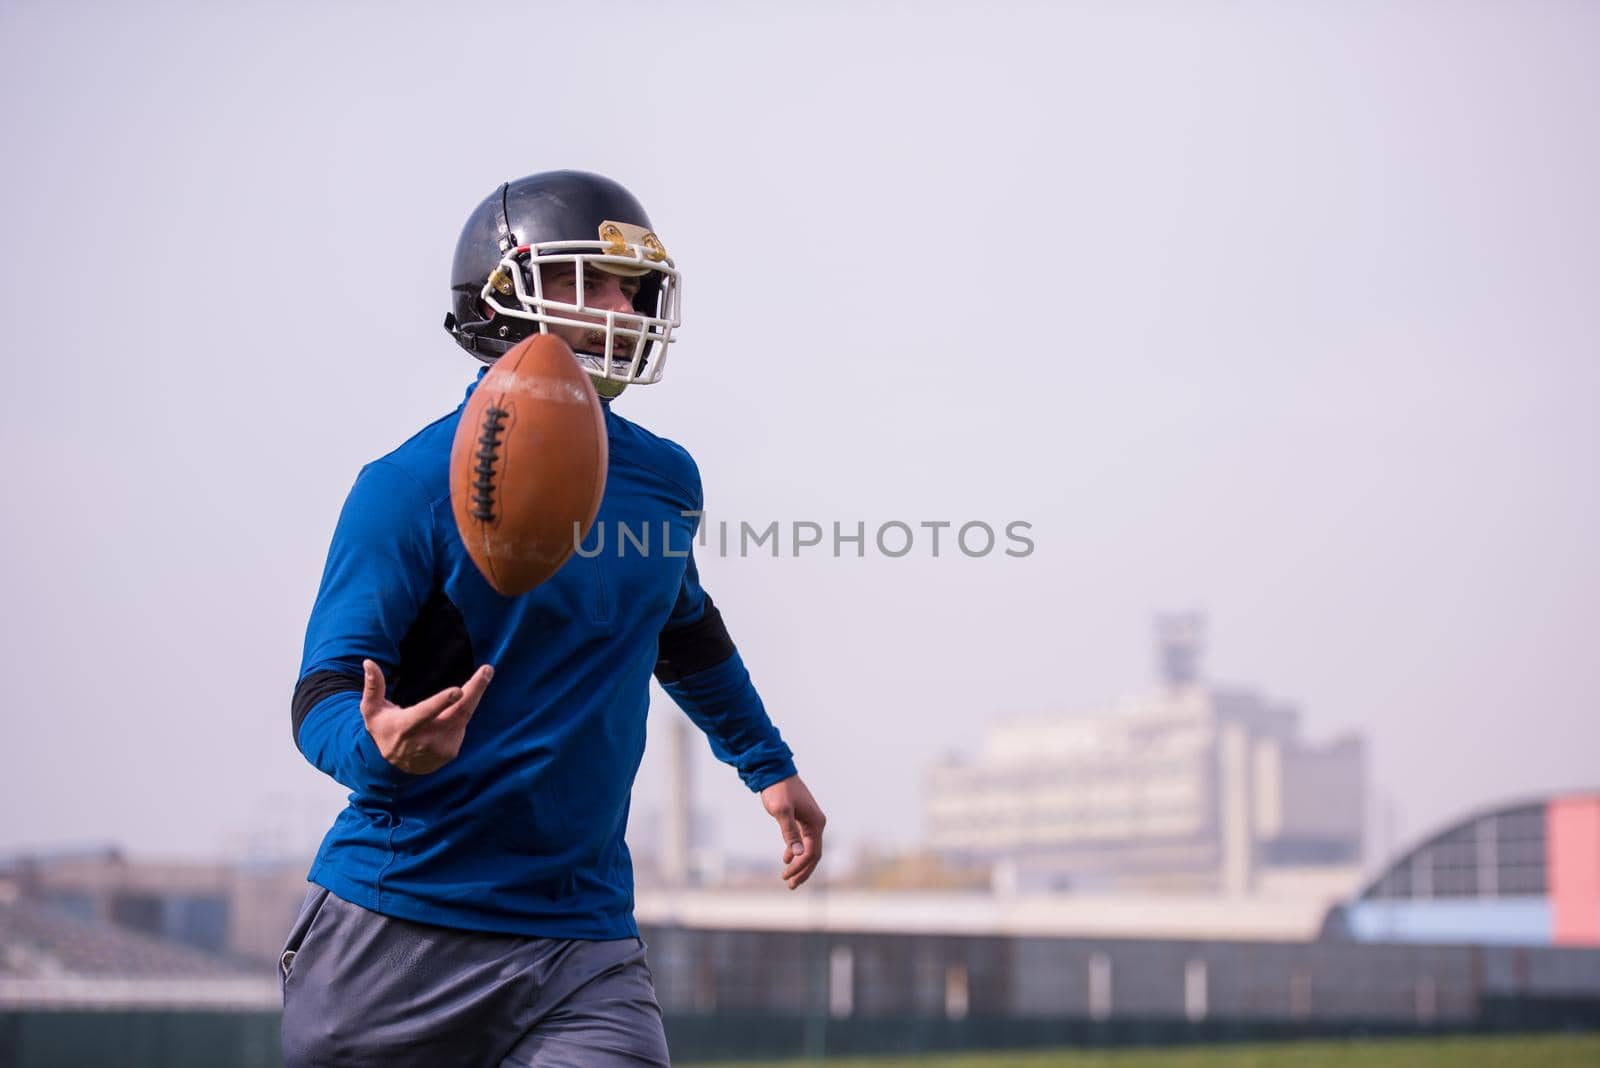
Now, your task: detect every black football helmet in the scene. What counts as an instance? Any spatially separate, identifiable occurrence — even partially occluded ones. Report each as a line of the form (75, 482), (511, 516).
(444, 171), (680, 399)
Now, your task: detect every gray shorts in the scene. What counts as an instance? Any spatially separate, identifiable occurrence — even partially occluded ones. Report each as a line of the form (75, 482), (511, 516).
(279, 886), (670, 1068)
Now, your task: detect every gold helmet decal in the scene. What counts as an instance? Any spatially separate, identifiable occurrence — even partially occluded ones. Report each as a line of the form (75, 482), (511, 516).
(596, 220), (668, 275)
(599, 222), (629, 257)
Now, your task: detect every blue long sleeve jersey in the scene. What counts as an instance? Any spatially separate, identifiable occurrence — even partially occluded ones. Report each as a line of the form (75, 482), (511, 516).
(291, 373), (796, 939)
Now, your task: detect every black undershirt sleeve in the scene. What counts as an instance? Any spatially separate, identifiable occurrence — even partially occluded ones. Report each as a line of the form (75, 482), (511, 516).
(290, 669), (363, 743)
(654, 595), (736, 685)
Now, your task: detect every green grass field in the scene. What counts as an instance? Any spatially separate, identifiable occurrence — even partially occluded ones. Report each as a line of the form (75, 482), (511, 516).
(710, 1033), (1600, 1068)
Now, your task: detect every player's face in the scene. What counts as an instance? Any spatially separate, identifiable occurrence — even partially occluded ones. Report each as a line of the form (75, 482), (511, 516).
(536, 263), (642, 356)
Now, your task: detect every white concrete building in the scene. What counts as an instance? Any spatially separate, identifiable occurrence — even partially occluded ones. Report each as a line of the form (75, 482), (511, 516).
(926, 618), (1366, 894)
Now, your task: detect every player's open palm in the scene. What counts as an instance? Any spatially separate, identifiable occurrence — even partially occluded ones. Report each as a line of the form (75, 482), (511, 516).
(360, 659), (494, 774)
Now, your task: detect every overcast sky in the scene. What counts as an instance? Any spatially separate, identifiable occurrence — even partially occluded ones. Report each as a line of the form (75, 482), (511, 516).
(1, 1), (1595, 877)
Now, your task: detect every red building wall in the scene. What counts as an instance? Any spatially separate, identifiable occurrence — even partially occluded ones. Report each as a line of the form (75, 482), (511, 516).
(1547, 795), (1600, 946)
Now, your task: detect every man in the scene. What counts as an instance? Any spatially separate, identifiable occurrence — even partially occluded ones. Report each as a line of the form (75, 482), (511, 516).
(282, 170), (825, 1067)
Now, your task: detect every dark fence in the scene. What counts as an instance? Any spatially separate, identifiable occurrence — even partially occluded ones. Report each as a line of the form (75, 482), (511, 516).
(5, 1006), (1598, 1068)
(2, 925), (1598, 1066)
(0, 1010), (281, 1068)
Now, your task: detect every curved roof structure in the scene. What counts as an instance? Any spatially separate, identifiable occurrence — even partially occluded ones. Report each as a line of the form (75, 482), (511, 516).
(1340, 792), (1599, 947)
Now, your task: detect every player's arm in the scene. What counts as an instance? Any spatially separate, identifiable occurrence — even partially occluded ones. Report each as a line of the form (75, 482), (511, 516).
(655, 545), (825, 889)
(290, 460), (489, 797)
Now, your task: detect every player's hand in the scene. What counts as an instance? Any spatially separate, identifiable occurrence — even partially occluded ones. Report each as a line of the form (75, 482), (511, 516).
(359, 659), (494, 775)
(761, 775), (825, 890)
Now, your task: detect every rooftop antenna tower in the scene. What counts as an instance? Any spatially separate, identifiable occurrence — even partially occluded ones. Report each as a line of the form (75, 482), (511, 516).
(1155, 611), (1205, 688)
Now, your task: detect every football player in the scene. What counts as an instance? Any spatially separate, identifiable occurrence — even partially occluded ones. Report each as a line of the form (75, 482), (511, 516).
(281, 170), (825, 1067)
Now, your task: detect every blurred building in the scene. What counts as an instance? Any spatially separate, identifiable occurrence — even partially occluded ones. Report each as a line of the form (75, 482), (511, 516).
(0, 848), (310, 966)
(3, 792), (1595, 1063)
(0, 888), (275, 1011)
(1331, 791), (1600, 947)
(632, 881), (1600, 1058)
(632, 787), (1600, 1057)
(0, 885), (277, 1064)
(926, 614), (1366, 894)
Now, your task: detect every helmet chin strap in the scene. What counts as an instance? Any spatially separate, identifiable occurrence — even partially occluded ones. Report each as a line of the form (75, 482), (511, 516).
(443, 312), (516, 365)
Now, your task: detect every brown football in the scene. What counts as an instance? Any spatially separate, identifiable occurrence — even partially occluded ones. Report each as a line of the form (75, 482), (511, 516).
(449, 334), (608, 596)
